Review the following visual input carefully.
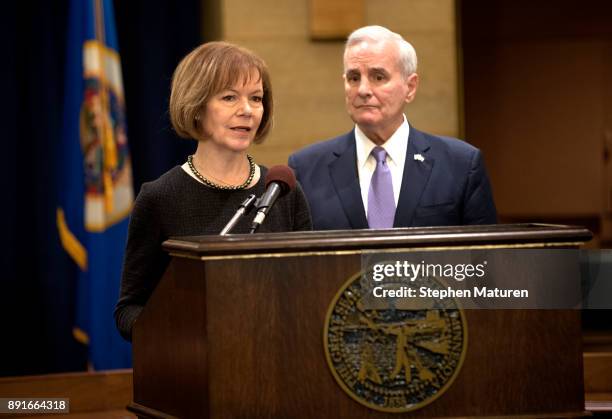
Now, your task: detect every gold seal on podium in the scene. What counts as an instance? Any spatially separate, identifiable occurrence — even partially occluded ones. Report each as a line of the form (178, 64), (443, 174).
(324, 267), (468, 412)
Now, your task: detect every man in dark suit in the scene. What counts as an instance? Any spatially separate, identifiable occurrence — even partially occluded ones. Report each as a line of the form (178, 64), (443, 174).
(289, 25), (496, 230)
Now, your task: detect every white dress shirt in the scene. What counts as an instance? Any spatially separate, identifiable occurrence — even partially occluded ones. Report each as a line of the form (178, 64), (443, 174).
(355, 115), (410, 216)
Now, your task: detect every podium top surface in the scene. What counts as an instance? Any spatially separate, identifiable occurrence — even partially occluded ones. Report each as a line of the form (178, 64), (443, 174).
(163, 223), (591, 258)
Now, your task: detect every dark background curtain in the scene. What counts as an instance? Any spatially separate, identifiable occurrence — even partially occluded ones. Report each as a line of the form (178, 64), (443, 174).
(0, 0), (200, 376)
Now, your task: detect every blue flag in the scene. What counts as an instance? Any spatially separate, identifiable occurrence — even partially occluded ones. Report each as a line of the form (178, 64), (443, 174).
(57, 0), (133, 369)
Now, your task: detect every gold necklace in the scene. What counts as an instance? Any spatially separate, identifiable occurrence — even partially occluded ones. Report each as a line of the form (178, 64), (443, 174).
(187, 154), (255, 190)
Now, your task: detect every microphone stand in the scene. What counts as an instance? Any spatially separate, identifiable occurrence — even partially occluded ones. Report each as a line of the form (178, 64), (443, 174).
(219, 194), (257, 235)
(249, 202), (265, 234)
(249, 183), (284, 234)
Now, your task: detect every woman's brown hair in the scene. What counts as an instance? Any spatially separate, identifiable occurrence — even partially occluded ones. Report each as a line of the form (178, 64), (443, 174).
(169, 41), (273, 143)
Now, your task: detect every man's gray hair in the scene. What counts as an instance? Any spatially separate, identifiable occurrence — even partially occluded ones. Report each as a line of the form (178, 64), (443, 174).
(344, 25), (417, 78)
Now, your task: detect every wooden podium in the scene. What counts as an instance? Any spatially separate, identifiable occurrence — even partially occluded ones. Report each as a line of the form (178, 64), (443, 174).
(128, 224), (591, 418)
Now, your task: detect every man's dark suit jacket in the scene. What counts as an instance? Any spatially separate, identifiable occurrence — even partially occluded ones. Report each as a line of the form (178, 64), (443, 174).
(288, 126), (497, 230)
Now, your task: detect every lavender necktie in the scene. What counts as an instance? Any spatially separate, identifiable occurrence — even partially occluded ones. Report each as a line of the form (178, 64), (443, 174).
(367, 146), (395, 228)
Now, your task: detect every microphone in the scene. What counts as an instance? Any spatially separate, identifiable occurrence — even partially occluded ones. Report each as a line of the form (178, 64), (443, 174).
(250, 165), (297, 234)
(219, 194), (257, 235)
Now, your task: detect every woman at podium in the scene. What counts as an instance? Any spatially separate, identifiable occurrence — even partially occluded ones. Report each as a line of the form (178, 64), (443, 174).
(114, 42), (312, 341)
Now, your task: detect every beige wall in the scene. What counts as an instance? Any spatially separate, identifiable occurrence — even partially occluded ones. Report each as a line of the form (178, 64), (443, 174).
(217, 0), (458, 166)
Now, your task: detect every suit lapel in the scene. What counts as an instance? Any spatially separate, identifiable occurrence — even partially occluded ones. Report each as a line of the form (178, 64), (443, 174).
(394, 127), (434, 227)
(329, 131), (369, 229)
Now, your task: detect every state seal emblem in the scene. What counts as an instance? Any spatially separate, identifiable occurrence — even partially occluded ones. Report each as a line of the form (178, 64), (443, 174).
(324, 266), (467, 412)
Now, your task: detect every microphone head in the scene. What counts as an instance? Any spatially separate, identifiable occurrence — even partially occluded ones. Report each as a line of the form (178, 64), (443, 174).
(265, 165), (297, 195)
